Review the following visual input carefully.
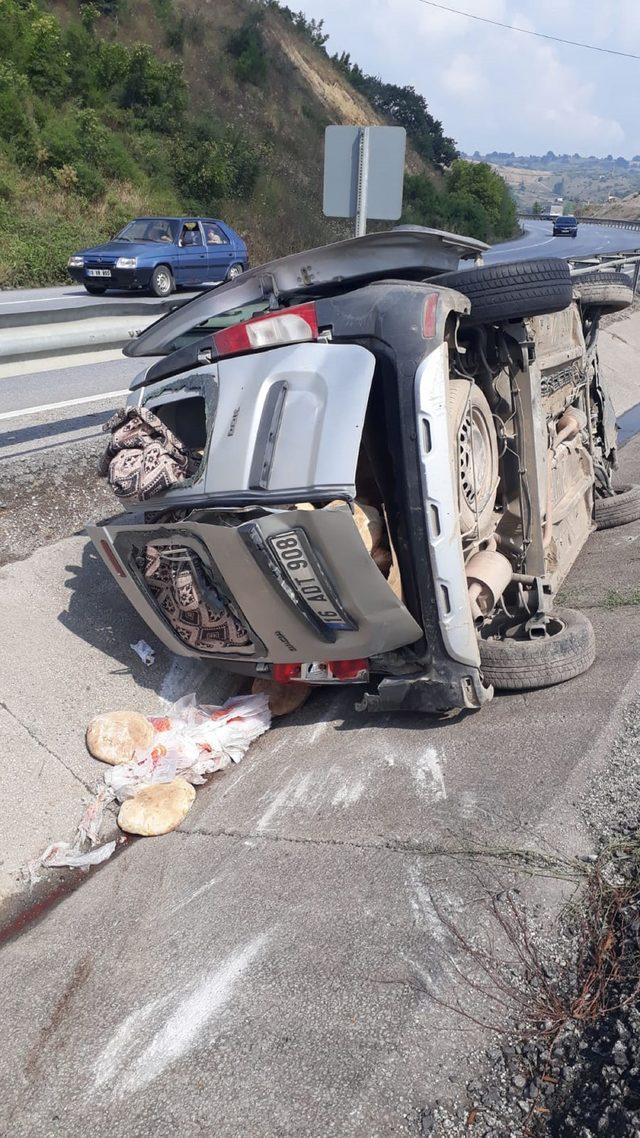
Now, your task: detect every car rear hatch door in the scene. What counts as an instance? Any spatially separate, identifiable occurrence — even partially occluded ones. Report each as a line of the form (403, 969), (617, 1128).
(134, 341), (376, 509)
(88, 507), (422, 663)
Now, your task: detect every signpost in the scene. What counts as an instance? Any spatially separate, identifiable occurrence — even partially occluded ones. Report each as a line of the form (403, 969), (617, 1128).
(323, 125), (407, 236)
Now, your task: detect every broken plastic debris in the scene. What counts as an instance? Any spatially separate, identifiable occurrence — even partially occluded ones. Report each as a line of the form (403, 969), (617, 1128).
(25, 839), (116, 885)
(77, 787), (111, 846)
(131, 639), (155, 666)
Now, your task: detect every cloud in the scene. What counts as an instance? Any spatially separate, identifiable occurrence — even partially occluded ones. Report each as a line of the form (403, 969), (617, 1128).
(441, 52), (489, 99)
(291, 0), (639, 156)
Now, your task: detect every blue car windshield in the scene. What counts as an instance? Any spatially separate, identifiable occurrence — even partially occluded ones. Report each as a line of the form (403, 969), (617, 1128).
(115, 218), (179, 243)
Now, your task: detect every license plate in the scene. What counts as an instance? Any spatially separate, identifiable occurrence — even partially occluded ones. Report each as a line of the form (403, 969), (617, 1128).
(87, 269), (111, 277)
(268, 529), (353, 631)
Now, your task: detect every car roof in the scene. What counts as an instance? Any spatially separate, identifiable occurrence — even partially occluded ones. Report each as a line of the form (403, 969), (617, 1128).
(128, 216), (225, 223)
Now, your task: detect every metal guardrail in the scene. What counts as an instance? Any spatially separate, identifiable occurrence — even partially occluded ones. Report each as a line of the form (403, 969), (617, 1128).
(569, 252), (640, 295)
(520, 212), (640, 231)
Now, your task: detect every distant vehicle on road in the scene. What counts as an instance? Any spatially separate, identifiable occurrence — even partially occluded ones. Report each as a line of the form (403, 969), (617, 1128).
(67, 217), (248, 297)
(553, 215), (578, 237)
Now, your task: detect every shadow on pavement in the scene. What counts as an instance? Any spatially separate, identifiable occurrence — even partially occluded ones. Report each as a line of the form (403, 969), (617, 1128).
(57, 538), (238, 706)
(58, 539), (173, 695)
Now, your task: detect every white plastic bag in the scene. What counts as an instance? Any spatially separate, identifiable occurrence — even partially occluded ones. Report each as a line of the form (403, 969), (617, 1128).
(25, 692), (270, 882)
(105, 692), (271, 800)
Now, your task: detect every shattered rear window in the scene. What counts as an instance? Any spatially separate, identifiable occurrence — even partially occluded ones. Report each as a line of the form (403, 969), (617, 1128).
(162, 302), (270, 354)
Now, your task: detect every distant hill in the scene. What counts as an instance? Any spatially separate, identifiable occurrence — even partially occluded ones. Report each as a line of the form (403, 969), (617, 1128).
(467, 151), (640, 215)
(582, 193), (640, 222)
(0, 0), (516, 288)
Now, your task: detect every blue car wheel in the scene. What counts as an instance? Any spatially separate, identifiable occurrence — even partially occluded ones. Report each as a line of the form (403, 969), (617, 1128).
(150, 264), (174, 297)
(225, 262), (244, 282)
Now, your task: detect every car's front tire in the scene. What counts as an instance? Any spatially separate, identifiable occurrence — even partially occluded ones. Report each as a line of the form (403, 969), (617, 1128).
(84, 283), (108, 295)
(149, 264), (174, 298)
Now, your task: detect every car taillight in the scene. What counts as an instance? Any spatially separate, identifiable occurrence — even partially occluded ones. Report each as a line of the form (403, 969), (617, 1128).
(272, 663), (303, 683)
(214, 302), (318, 358)
(271, 660), (369, 684)
(328, 659), (368, 681)
(100, 540), (126, 578)
(423, 292), (438, 338)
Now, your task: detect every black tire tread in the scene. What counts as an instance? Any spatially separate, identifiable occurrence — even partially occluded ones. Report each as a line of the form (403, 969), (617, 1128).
(479, 608), (595, 691)
(436, 258), (573, 323)
(595, 484), (640, 529)
(572, 271), (634, 313)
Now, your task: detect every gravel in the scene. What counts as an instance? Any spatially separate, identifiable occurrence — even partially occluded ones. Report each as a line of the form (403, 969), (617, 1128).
(0, 439), (120, 566)
(421, 693), (640, 1138)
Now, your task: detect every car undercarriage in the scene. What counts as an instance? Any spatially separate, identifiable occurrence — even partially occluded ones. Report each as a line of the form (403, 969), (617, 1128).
(90, 228), (640, 715)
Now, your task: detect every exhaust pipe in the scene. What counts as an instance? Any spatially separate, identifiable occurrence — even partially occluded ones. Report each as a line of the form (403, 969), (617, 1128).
(465, 549), (513, 621)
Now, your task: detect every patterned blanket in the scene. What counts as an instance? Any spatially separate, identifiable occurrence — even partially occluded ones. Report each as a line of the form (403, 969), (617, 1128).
(144, 543), (253, 654)
(100, 406), (199, 502)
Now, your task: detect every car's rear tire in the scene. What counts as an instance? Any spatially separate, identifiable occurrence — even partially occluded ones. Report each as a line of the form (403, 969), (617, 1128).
(225, 262), (244, 282)
(150, 264), (174, 298)
(479, 608), (596, 691)
(594, 484), (640, 529)
(436, 258), (573, 323)
(572, 271), (634, 314)
(84, 283), (107, 295)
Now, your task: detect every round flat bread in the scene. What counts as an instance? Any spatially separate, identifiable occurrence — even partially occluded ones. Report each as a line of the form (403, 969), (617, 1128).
(251, 677), (312, 717)
(86, 710), (154, 766)
(117, 778), (196, 836)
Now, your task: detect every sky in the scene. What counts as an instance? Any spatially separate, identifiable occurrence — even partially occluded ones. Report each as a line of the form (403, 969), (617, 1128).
(290, 0), (640, 158)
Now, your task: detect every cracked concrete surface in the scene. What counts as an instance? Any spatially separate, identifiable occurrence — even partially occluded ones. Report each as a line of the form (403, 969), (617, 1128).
(1, 322), (639, 1131)
(1, 439), (639, 1135)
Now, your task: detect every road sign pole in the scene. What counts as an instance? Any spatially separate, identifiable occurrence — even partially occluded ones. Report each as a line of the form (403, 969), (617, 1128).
(355, 127), (370, 238)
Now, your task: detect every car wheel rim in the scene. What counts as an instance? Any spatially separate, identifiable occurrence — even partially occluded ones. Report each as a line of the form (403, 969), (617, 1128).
(156, 270), (170, 293)
(458, 404), (495, 514)
(228, 265), (242, 279)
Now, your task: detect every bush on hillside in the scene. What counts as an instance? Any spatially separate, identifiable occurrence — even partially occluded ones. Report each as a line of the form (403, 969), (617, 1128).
(403, 161), (517, 242)
(227, 14), (268, 84)
(0, 63), (39, 166)
(174, 122), (261, 208)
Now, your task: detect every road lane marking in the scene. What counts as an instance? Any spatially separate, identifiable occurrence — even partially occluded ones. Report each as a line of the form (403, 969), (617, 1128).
(0, 388), (128, 421)
(0, 347), (127, 380)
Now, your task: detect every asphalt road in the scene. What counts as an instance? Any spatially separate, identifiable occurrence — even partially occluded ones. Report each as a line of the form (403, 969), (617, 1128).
(486, 216), (640, 264)
(0, 356), (142, 419)
(0, 283), (198, 320)
(1, 436), (640, 1137)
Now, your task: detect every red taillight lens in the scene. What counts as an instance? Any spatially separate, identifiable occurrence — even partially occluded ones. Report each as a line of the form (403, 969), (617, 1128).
(214, 302), (318, 358)
(100, 539), (126, 578)
(272, 663), (303, 684)
(329, 658), (368, 681)
(423, 293), (438, 338)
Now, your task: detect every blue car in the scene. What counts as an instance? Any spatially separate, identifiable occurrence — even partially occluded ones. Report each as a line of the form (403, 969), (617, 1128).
(67, 216), (249, 297)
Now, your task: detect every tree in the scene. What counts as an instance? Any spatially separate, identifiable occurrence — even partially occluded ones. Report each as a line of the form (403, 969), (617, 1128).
(532, 201), (542, 216)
